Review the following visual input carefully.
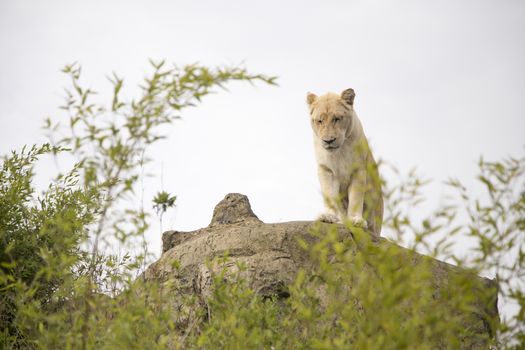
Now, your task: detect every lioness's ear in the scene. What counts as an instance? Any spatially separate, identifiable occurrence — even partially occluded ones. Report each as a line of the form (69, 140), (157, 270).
(341, 88), (355, 106)
(306, 92), (318, 106)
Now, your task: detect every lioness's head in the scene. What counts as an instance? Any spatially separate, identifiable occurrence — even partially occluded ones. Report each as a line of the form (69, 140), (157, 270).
(307, 88), (356, 151)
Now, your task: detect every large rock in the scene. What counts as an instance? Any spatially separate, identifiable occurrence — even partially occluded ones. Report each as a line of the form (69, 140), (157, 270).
(144, 193), (498, 348)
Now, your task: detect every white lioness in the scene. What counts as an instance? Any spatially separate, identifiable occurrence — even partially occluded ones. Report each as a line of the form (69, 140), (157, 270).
(307, 88), (383, 237)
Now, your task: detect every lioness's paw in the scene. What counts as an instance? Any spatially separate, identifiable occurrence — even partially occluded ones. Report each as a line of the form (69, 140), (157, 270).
(349, 216), (368, 229)
(317, 213), (340, 223)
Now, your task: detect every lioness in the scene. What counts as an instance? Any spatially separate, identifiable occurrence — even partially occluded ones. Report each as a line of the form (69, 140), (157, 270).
(307, 88), (383, 237)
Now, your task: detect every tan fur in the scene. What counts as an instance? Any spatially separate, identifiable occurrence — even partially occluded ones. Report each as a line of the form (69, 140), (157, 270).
(307, 89), (383, 236)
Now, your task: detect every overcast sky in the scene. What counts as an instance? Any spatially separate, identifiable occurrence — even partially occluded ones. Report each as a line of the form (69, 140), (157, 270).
(1, 0), (524, 261)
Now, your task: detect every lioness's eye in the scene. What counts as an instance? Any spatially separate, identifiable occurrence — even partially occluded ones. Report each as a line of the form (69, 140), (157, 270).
(316, 120), (322, 125)
(334, 117), (341, 122)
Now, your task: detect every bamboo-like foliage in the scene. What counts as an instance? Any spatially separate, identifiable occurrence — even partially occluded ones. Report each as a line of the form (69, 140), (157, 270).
(0, 60), (523, 349)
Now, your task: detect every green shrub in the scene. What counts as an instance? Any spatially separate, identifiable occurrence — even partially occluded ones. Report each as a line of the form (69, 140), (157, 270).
(1, 59), (523, 349)
(0, 60), (275, 349)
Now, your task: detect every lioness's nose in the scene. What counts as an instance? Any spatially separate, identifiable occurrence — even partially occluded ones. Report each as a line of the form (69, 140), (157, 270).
(323, 137), (336, 145)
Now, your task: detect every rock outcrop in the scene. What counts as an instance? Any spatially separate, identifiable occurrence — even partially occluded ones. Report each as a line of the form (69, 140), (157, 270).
(144, 193), (498, 348)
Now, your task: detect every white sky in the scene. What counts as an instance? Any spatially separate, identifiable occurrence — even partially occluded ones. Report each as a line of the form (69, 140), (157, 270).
(1, 0), (524, 263)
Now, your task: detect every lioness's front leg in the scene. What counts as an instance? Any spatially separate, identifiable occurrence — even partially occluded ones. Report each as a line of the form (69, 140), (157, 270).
(347, 168), (367, 228)
(318, 165), (342, 223)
